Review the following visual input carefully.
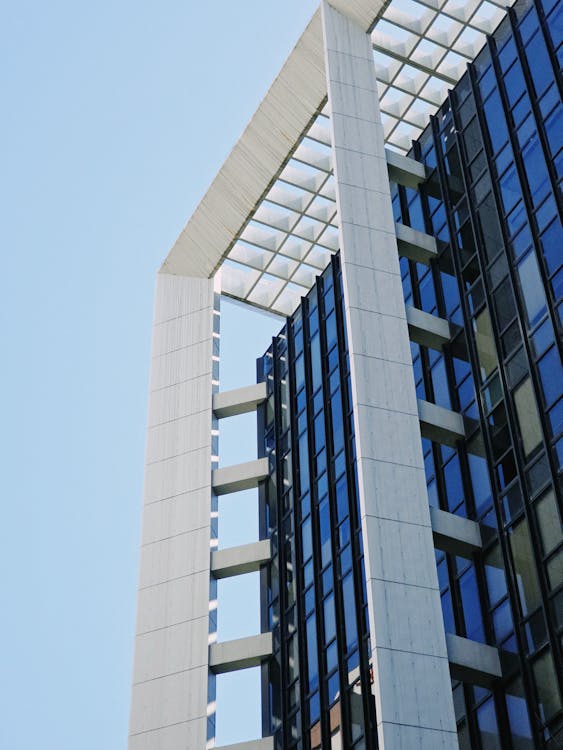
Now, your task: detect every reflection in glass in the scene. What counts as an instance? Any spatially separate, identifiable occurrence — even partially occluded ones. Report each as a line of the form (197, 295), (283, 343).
(513, 378), (543, 458)
(473, 309), (498, 380)
(508, 520), (542, 616)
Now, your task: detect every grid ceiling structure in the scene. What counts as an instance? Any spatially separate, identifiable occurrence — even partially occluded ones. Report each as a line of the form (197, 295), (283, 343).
(164, 0), (513, 317)
(374, 0), (508, 151)
(221, 106), (339, 316)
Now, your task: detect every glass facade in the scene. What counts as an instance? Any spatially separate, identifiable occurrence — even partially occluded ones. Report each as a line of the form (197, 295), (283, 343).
(397, 0), (563, 745)
(259, 0), (561, 747)
(258, 256), (377, 749)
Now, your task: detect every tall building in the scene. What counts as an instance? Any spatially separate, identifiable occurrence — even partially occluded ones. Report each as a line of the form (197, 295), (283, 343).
(129, 0), (562, 749)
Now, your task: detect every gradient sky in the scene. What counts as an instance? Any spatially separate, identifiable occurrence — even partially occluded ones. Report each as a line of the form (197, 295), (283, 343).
(0, 2), (317, 747)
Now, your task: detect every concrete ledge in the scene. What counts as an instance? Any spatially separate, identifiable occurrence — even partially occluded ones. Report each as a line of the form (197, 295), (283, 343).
(386, 148), (427, 188)
(215, 738), (274, 750)
(213, 457), (269, 495)
(210, 632), (273, 674)
(212, 539), (272, 579)
(406, 306), (451, 351)
(430, 507), (482, 558)
(213, 382), (268, 418)
(418, 399), (465, 447)
(395, 223), (438, 265)
(447, 633), (502, 688)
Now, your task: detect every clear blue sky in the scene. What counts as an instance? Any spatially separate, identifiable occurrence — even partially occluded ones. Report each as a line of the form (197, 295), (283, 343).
(0, 2), (317, 748)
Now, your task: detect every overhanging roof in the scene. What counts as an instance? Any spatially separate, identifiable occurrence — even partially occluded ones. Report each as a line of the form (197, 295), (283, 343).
(161, 0), (510, 313)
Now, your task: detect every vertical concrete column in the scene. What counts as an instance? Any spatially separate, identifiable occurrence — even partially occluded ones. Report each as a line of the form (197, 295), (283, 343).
(128, 272), (217, 749)
(321, 4), (458, 748)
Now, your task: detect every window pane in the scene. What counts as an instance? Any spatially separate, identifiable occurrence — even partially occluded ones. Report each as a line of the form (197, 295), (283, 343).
(538, 346), (563, 408)
(508, 519), (542, 616)
(506, 677), (533, 745)
(323, 594), (336, 644)
(306, 615), (319, 690)
(485, 545), (508, 605)
(443, 454), (465, 513)
(319, 499), (332, 567)
(468, 449), (493, 516)
(474, 309), (498, 380)
(477, 696), (502, 749)
(517, 251), (548, 328)
(499, 165), (521, 216)
(513, 378), (543, 458)
(432, 358), (451, 409)
(532, 650), (562, 722)
(342, 573), (357, 651)
(460, 566), (485, 641)
(535, 488), (562, 555)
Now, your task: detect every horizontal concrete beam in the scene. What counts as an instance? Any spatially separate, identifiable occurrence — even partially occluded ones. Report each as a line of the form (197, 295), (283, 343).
(213, 457), (269, 495)
(210, 632), (273, 674)
(386, 148), (427, 188)
(215, 738), (274, 750)
(213, 382), (268, 418)
(447, 633), (502, 688)
(406, 306), (451, 351)
(430, 506), (482, 558)
(212, 539), (272, 579)
(395, 222), (438, 265)
(418, 399), (465, 447)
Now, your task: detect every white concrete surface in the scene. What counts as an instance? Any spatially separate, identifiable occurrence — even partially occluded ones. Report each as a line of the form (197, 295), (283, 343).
(213, 457), (269, 495)
(395, 222), (438, 265)
(209, 632), (273, 674)
(418, 398), (466, 446)
(446, 634), (502, 688)
(322, 3), (458, 747)
(430, 506), (483, 558)
(129, 273), (216, 749)
(213, 382), (268, 418)
(406, 305), (452, 350)
(212, 540), (272, 579)
(385, 148), (427, 187)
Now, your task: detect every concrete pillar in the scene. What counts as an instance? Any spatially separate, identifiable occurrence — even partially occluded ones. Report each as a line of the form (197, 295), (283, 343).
(321, 3), (458, 747)
(128, 273), (217, 750)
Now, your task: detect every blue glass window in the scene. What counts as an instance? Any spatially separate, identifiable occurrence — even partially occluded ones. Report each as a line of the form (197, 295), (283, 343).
(342, 573), (357, 651)
(526, 30), (555, 97)
(460, 566), (485, 642)
(484, 92), (509, 153)
(419, 271), (437, 313)
(477, 697), (501, 748)
(506, 683), (533, 742)
(325, 311), (337, 352)
(301, 516), (312, 562)
(441, 589), (455, 633)
(323, 594), (336, 643)
(517, 250), (548, 328)
(521, 134), (550, 206)
(498, 38), (517, 72)
(468, 452), (493, 517)
(538, 346), (563, 407)
(319, 498), (331, 567)
(493, 598), (514, 643)
(310, 333), (321, 392)
(406, 189), (425, 232)
(306, 614), (318, 690)
(432, 358), (451, 409)
(505, 61), (526, 108)
(314, 413), (325, 454)
(499, 165), (522, 216)
(443, 454), (465, 514)
(540, 217), (563, 277)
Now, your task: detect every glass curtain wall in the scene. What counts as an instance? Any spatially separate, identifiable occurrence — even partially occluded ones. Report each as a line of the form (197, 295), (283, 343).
(392, 0), (562, 746)
(258, 256), (377, 750)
